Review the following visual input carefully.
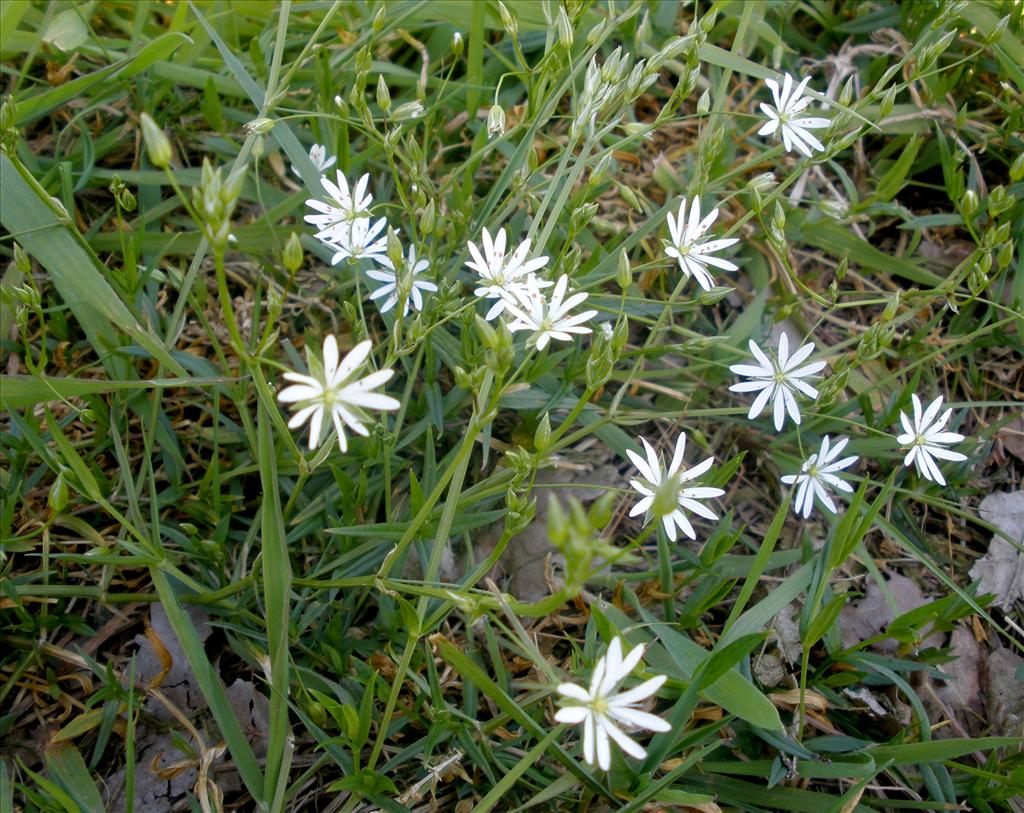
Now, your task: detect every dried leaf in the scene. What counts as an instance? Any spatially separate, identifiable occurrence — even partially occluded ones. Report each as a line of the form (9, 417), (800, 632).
(969, 491), (1024, 611)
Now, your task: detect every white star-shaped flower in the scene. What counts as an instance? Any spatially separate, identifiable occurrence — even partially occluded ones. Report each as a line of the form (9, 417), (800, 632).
(503, 274), (597, 351)
(366, 244), (438, 316)
(466, 227), (550, 320)
(555, 637), (670, 771)
(323, 217), (391, 265)
(293, 143), (336, 177)
(626, 433), (725, 541)
(729, 334), (827, 432)
(781, 435), (858, 518)
(305, 171), (373, 235)
(757, 73), (831, 158)
(895, 394), (967, 486)
(664, 196), (739, 291)
(277, 336), (400, 451)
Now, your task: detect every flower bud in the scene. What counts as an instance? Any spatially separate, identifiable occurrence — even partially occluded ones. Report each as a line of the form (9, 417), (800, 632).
(391, 100), (425, 122)
(879, 85), (897, 119)
(386, 227), (403, 269)
(696, 88), (711, 115)
(570, 202), (598, 235)
(497, 1), (517, 37)
(372, 5), (386, 31)
(960, 189), (979, 219)
(617, 248), (631, 291)
(1010, 152), (1024, 182)
(419, 199), (436, 237)
(245, 116), (275, 135)
(283, 232), (303, 273)
(451, 31), (464, 58)
(533, 414), (551, 454)
(13, 242), (31, 274)
(487, 104), (506, 138)
(996, 240), (1014, 270)
(140, 112), (172, 168)
(556, 6), (573, 49)
(376, 75), (391, 112)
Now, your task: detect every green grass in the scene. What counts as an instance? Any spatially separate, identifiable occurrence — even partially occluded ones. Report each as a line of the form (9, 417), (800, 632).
(2, 1), (1023, 811)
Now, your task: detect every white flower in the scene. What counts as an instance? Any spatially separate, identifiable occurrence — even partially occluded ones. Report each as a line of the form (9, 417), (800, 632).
(277, 336), (400, 451)
(305, 171), (373, 235)
(466, 228), (550, 320)
(555, 637), (670, 771)
(366, 244), (438, 316)
(781, 435), (858, 518)
(293, 143), (336, 177)
(324, 217), (391, 265)
(895, 394), (968, 486)
(663, 196), (739, 291)
(757, 73), (831, 158)
(503, 274), (597, 351)
(626, 433), (725, 541)
(729, 334), (827, 432)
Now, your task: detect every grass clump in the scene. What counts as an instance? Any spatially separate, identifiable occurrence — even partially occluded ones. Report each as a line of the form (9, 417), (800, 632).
(1, 1), (1022, 811)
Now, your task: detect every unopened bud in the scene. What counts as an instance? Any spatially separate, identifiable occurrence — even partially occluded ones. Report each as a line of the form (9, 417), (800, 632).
(534, 414), (551, 453)
(451, 32), (464, 58)
(13, 242), (31, 274)
(372, 5), (386, 31)
(140, 112), (172, 168)
(497, 1), (517, 37)
(376, 76), (391, 112)
(386, 227), (403, 269)
(487, 105), (506, 138)
(556, 6), (573, 49)
(879, 86), (897, 119)
(617, 249), (631, 291)
(283, 232), (303, 272)
(960, 189), (979, 219)
(419, 199), (436, 237)
(696, 88), (711, 115)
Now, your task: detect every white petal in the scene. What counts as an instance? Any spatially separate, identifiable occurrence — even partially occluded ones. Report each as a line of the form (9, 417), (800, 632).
(554, 706), (588, 724)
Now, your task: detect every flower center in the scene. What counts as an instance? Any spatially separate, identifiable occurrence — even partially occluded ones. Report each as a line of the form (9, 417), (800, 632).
(652, 474), (682, 517)
(592, 697), (609, 715)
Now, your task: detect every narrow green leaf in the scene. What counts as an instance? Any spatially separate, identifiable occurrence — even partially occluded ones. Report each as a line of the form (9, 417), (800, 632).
(258, 400), (292, 808)
(43, 742), (105, 813)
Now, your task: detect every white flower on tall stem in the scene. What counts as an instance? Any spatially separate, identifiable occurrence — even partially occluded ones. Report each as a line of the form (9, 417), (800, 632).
(664, 196), (739, 291)
(324, 217), (391, 265)
(781, 435), (858, 518)
(305, 171), (373, 234)
(555, 637), (670, 771)
(626, 432), (725, 541)
(277, 336), (400, 451)
(757, 73), (831, 158)
(895, 394), (967, 486)
(729, 334), (827, 432)
(466, 227), (550, 320)
(366, 244), (438, 316)
(503, 274), (597, 351)
(293, 143), (336, 177)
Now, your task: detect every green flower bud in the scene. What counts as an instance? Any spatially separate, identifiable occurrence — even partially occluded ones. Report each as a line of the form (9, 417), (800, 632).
(570, 202), (598, 235)
(384, 228), (403, 272)
(283, 232), (303, 273)
(487, 105), (506, 138)
(13, 242), (31, 274)
(996, 240), (1014, 270)
(451, 31), (464, 58)
(376, 75), (391, 112)
(696, 88), (711, 115)
(497, 1), (517, 37)
(617, 249), (631, 291)
(556, 6), (573, 49)
(1010, 152), (1024, 182)
(879, 85), (897, 119)
(245, 116), (275, 135)
(419, 199), (436, 237)
(534, 413), (551, 454)
(372, 5), (386, 31)
(140, 112), (172, 168)
(960, 189), (979, 219)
